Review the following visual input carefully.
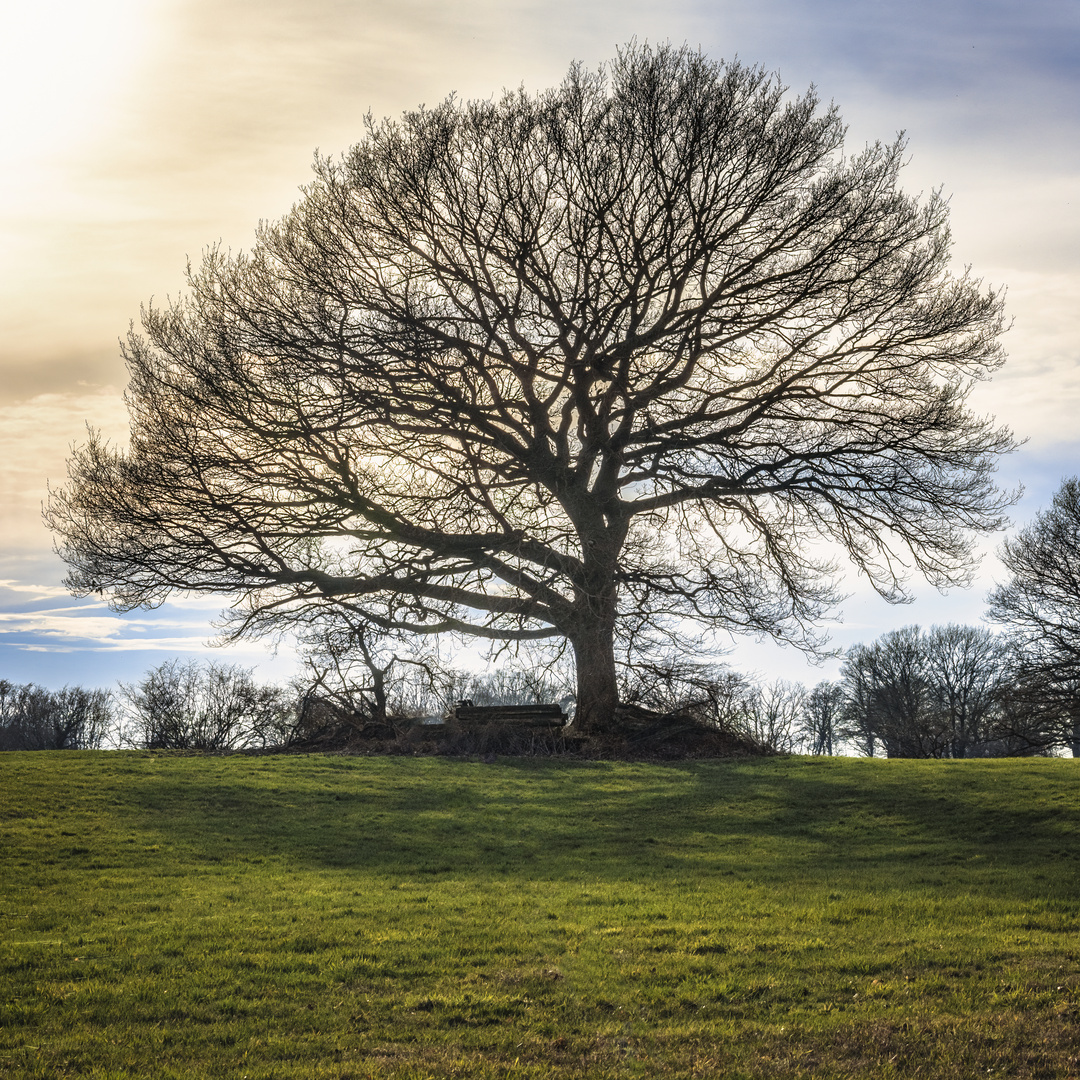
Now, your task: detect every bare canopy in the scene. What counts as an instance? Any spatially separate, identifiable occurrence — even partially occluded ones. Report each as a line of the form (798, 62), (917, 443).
(48, 44), (1015, 731)
(988, 478), (1080, 753)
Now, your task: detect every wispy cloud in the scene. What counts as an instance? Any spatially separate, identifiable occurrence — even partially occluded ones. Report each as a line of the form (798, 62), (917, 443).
(0, 585), (298, 687)
(0, 580), (72, 601)
(0, 604), (216, 651)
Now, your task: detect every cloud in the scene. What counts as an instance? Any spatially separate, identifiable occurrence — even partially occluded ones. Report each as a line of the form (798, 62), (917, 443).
(0, 572), (236, 650)
(0, 557), (296, 685)
(0, 584), (299, 693)
(0, 580), (71, 601)
(0, 602), (209, 650)
(966, 269), (1080, 449)
(704, 0), (1080, 122)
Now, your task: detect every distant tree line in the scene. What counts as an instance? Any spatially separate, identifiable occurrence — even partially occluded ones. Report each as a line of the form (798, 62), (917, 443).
(598, 620), (1076, 758)
(1, 623), (1076, 757)
(831, 624), (1056, 757)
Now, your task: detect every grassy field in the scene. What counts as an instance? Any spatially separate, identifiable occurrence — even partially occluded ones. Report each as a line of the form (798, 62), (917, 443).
(1, 752), (1078, 1078)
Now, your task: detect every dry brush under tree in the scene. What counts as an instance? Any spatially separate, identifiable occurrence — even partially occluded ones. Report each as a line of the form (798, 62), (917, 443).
(48, 44), (1015, 732)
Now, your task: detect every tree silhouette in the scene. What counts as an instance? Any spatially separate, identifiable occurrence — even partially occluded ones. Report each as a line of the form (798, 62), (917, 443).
(989, 478), (1080, 753)
(48, 44), (1014, 731)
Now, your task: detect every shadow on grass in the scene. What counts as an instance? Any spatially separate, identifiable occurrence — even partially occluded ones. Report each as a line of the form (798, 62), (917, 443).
(106, 754), (1080, 900)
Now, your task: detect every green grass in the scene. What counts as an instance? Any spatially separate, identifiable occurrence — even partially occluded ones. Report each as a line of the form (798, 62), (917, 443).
(1, 752), (1079, 1078)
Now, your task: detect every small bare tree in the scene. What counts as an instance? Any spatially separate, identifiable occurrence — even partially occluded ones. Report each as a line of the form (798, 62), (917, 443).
(800, 680), (844, 755)
(841, 628), (940, 757)
(619, 658), (758, 730)
(923, 623), (1010, 758)
(119, 659), (290, 750)
(297, 617), (440, 728)
(744, 680), (805, 753)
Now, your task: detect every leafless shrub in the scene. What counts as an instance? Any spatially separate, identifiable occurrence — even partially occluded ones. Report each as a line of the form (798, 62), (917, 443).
(118, 659), (291, 750)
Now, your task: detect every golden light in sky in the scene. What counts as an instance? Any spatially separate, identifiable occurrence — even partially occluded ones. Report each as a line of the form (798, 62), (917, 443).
(1, 2), (155, 150)
(0, 1), (166, 368)
(0, 0), (166, 218)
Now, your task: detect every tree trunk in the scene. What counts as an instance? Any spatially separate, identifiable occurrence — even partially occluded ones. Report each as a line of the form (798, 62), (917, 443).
(355, 632), (388, 725)
(369, 664), (388, 726)
(564, 514), (625, 734)
(570, 621), (620, 734)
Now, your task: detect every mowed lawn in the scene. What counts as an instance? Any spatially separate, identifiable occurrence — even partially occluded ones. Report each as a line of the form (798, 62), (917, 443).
(1, 752), (1078, 1078)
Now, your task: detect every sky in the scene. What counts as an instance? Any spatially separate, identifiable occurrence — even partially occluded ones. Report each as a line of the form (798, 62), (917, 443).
(1, 0), (1077, 691)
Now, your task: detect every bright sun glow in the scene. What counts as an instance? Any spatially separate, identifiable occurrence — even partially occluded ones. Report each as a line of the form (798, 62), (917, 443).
(0, 0), (164, 206)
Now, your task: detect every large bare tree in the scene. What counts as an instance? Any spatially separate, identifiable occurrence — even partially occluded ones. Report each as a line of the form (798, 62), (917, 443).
(48, 45), (1015, 731)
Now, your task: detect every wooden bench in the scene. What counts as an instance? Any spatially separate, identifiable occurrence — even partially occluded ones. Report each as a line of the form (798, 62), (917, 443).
(448, 701), (567, 730)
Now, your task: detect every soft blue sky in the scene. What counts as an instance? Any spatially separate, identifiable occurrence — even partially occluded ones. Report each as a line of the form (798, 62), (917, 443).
(1, 0), (1077, 689)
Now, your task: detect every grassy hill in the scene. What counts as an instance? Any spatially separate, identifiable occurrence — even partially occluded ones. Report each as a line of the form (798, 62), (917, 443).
(1, 752), (1078, 1078)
